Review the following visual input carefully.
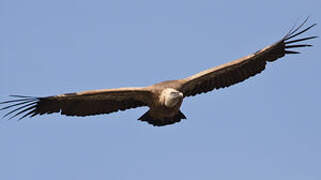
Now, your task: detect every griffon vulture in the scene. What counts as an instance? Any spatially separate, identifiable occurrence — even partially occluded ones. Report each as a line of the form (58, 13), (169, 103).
(0, 19), (317, 126)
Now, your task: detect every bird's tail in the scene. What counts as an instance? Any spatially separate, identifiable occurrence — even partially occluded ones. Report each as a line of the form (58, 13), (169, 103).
(138, 110), (186, 126)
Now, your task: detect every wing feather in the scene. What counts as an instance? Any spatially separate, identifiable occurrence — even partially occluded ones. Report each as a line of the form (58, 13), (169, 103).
(1, 87), (153, 119)
(180, 18), (317, 97)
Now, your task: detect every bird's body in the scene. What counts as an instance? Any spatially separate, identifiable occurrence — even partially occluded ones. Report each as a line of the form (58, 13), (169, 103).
(141, 82), (186, 126)
(0, 18), (317, 126)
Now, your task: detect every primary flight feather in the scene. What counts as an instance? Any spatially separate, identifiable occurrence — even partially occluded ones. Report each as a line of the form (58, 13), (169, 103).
(1, 18), (317, 126)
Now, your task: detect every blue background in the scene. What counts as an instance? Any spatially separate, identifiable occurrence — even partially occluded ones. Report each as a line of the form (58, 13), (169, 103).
(1, 0), (320, 179)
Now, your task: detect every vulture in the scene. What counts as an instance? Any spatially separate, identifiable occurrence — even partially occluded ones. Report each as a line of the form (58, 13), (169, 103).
(0, 18), (317, 126)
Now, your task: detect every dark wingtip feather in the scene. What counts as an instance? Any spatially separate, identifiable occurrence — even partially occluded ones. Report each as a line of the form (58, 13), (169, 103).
(1, 96), (40, 120)
(284, 17), (309, 38)
(285, 23), (317, 40)
(0, 100), (35, 110)
(286, 36), (318, 44)
(280, 18), (317, 56)
(1, 95), (38, 105)
(12, 105), (37, 120)
(285, 44), (312, 48)
(3, 102), (37, 118)
(19, 109), (37, 120)
(0, 99), (31, 104)
(285, 50), (300, 54)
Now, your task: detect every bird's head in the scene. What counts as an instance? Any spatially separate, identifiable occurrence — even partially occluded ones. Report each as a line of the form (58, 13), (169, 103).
(161, 88), (183, 108)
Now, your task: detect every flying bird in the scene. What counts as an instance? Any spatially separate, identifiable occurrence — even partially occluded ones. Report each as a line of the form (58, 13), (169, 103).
(0, 18), (317, 126)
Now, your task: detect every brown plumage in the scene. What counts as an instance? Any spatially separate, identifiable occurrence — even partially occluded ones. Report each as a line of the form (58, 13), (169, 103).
(0, 18), (317, 126)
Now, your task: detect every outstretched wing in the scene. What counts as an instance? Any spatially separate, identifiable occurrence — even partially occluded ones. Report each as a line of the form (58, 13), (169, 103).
(0, 87), (153, 120)
(179, 18), (317, 97)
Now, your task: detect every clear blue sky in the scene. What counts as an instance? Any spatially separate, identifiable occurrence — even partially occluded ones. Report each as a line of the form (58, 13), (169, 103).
(1, 0), (320, 180)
